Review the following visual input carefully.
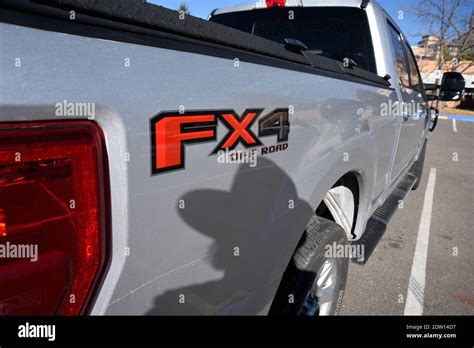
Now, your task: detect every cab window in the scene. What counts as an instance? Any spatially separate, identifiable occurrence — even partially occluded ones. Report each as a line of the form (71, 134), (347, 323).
(211, 7), (377, 73)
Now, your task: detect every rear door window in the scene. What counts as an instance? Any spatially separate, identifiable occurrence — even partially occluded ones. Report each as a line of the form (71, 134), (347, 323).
(210, 7), (377, 73)
(404, 41), (424, 93)
(387, 22), (410, 88)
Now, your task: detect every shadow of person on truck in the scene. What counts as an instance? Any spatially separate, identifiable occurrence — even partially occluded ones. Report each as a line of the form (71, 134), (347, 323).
(146, 157), (315, 315)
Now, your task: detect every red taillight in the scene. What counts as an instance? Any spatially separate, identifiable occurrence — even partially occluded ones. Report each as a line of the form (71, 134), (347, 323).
(266, 0), (286, 7)
(0, 121), (110, 315)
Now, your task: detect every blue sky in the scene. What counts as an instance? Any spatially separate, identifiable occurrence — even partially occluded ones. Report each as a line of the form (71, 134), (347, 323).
(148, 0), (425, 43)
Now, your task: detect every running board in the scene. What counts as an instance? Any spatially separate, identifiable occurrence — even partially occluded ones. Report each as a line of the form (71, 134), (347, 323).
(350, 172), (418, 265)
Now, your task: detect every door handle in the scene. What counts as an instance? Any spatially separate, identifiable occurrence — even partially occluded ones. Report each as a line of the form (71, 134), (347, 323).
(403, 110), (426, 122)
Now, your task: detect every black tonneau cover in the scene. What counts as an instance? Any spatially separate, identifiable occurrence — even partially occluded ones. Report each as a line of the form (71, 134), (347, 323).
(14, 0), (310, 64)
(0, 0), (390, 87)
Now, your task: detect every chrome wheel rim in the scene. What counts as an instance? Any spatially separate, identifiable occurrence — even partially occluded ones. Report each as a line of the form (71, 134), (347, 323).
(301, 259), (338, 316)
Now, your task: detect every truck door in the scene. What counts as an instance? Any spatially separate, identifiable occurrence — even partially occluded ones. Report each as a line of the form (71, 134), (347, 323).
(387, 22), (428, 180)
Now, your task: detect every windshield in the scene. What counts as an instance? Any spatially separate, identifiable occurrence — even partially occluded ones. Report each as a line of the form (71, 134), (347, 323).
(210, 7), (376, 73)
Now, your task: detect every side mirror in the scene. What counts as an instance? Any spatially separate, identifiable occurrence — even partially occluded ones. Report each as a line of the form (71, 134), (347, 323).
(438, 72), (465, 101)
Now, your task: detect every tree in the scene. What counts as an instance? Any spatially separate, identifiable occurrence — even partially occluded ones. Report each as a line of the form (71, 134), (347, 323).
(412, 0), (472, 71)
(178, 3), (190, 15)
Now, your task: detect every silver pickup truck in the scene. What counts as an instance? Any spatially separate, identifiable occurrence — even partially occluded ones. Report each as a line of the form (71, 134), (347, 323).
(0, 0), (434, 316)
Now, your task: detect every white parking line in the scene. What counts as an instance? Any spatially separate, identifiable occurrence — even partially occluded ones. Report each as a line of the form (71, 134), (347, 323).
(452, 119), (458, 133)
(404, 167), (437, 315)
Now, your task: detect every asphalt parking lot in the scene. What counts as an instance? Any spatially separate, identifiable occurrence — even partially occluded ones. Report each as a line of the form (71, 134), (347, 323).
(341, 117), (474, 315)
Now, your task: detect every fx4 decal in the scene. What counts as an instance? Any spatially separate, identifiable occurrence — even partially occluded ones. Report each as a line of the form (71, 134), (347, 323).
(150, 108), (290, 175)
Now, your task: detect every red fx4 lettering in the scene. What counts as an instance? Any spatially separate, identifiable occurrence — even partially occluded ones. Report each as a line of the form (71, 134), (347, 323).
(150, 108), (289, 174)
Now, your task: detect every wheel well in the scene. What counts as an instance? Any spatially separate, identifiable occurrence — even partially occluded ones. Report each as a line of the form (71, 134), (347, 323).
(269, 173), (360, 313)
(315, 172), (359, 239)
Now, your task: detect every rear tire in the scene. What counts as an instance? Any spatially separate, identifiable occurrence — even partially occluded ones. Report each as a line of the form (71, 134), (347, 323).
(269, 215), (349, 316)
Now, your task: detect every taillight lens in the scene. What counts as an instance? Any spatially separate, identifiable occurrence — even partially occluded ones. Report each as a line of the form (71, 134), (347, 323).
(0, 121), (110, 315)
